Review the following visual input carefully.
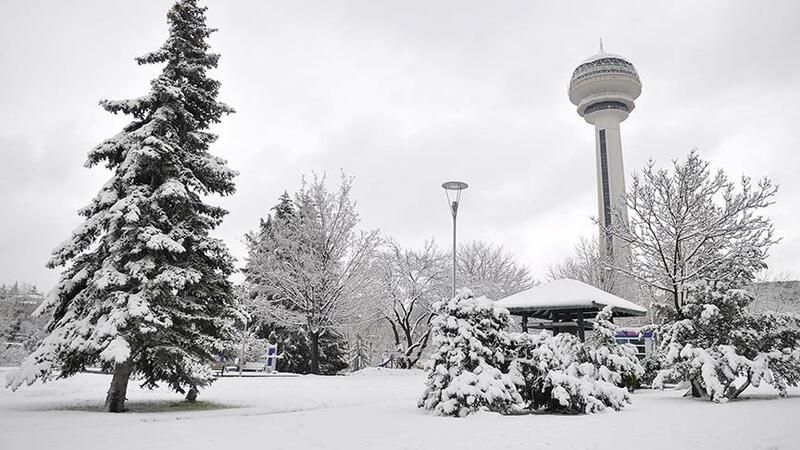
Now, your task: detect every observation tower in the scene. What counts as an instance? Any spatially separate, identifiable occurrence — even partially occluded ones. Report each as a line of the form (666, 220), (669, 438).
(568, 41), (641, 265)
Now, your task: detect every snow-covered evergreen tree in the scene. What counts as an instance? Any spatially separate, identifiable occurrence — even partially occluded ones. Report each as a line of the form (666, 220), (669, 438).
(350, 333), (371, 371)
(419, 295), (643, 416)
(418, 289), (522, 417)
(5, 0), (239, 412)
(586, 306), (645, 389)
(259, 324), (348, 375)
(508, 307), (641, 414)
(654, 282), (800, 402)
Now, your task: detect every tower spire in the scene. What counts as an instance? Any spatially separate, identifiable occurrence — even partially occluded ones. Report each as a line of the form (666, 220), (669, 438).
(599, 38), (605, 53)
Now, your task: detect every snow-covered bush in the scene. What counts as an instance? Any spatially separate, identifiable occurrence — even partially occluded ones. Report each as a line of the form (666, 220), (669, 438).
(586, 306), (646, 391)
(418, 289), (522, 417)
(508, 307), (642, 414)
(639, 354), (665, 388)
(419, 296), (643, 416)
(654, 282), (800, 402)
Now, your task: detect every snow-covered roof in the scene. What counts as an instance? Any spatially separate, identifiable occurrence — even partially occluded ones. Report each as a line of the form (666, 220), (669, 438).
(495, 279), (647, 317)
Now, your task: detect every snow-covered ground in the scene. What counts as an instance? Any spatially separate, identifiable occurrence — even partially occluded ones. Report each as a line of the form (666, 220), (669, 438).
(1, 367), (798, 450)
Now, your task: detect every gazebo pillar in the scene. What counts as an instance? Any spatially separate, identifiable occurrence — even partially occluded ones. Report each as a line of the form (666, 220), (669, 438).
(576, 312), (586, 342)
(552, 312), (561, 336)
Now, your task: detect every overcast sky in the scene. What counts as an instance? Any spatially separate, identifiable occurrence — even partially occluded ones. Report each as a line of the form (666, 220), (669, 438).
(1, 0), (799, 290)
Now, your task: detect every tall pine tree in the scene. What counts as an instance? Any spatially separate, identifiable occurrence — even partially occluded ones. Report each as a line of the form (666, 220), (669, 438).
(5, 0), (238, 412)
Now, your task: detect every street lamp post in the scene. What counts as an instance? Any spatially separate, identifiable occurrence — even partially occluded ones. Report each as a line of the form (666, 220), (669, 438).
(441, 181), (468, 298)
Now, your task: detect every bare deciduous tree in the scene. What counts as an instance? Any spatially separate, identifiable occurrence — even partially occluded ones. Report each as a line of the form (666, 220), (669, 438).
(456, 240), (535, 300)
(607, 150), (778, 316)
(246, 174), (380, 374)
(547, 237), (617, 293)
(375, 240), (448, 368)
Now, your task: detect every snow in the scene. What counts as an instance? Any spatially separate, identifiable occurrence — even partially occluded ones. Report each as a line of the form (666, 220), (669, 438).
(141, 227), (186, 253)
(495, 279), (647, 316)
(155, 179), (189, 199)
(1, 368), (798, 450)
(98, 337), (131, 363)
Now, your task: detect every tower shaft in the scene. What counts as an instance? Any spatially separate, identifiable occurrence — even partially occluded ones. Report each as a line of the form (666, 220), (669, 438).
(590, 111), (630, 266)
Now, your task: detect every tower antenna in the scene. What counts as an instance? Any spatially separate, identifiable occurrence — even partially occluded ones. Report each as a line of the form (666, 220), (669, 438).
(599, 38), (605, 53)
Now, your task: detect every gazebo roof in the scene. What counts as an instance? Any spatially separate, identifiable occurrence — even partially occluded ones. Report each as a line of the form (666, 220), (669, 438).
(495, 279), (647, 318)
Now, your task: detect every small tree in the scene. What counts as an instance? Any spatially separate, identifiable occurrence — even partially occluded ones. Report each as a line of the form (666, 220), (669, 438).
(350, 333), (371, 371)
(654, 282), (800, 401)
(585, 306), (646, 390)
(376, 240), (447, 368)
(608, 150), (778, 316)
(418, 289), (522, 417)
(5, 0), (239, 412)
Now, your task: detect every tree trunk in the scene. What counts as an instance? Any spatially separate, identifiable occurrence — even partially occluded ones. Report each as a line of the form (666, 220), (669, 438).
(309, 330), (321, 375)
(729, 374), (752, 400)
(672, 288), (682, 317)
(104, 359), (132, 413)
(185, 387), (199, 402)
(689, 377), (706, 399)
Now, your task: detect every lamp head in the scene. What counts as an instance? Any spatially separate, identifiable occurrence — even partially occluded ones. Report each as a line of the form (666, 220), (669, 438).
(441, 181), (468, 218)
(441, 181), (469, 191)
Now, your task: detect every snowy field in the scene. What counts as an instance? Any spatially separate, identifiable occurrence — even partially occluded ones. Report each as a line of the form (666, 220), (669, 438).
(1, 367), (798, 450)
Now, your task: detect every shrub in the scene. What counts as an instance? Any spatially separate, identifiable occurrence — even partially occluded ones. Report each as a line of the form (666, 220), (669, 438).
(654, 282), (800, 402)
(418, 289), (522, 417)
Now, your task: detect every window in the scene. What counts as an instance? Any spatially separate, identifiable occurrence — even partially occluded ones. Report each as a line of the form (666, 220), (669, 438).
(585, 101), (629, 115)
(599, 129), (613, 255)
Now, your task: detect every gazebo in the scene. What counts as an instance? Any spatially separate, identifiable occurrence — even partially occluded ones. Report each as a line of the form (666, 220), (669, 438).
(495, 279), (647, 341)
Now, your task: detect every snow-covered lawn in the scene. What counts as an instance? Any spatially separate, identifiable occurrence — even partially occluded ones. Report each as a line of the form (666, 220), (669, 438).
(1, 367), (798, 450)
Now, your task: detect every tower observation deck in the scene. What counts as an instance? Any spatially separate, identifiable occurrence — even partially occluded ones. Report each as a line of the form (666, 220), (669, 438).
(568, 43), (641, 267)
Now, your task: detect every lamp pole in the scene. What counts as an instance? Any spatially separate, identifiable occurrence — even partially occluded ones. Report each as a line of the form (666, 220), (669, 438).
(442, 181), (468, 298)
(451, 205), (457, 298)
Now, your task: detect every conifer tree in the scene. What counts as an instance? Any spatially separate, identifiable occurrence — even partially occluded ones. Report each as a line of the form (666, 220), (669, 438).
(418, 289), (522, 417)
(507, 308), (641, 415)
(5, 0), (238, 412)
(654, 282), (800, 401)
(350, 333), (371, 371)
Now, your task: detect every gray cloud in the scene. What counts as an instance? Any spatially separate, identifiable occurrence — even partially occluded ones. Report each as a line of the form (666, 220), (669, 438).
(2, 0), (799, 289)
